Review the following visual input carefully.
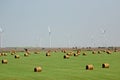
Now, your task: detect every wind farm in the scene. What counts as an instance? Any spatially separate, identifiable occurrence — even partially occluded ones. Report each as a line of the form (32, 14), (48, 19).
(0, 0), (120, 80)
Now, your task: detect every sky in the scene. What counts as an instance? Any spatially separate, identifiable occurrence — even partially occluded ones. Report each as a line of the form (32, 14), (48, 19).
(0, 0), (120, 48)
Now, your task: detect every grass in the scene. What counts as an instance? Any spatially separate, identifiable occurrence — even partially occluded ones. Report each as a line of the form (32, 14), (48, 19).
(0, 50), (120, 80)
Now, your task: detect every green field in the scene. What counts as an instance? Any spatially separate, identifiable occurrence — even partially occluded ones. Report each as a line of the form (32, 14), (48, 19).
(0, 50), (120, 80)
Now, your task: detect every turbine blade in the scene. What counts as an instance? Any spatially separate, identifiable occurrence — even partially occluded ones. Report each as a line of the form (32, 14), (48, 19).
(48, 26), (51, 35)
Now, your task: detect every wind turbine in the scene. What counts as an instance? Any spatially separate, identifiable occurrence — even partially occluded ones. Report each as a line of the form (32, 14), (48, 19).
(0, 27), (3, 48)
(48, 26), (51, 48)
(101, 29), (106, 47)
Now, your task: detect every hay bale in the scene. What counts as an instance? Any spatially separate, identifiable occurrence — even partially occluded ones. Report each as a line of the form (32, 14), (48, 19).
(98, 51), (101, 54)
(46, 52), (50, 56)
(1, 53), (5, 56)
(92, 51), (96, 54)
(67, 52), (73, 56)
(54, 50), (57, 53)
(26, 51), (30, 54)
(63, 55), (69, 59)
(77, 50), (80, 55)
(15, 55), (20, 59)
(48, 50), (51, 53)
(34, 52), (39, 54)
(106, 51), (111, 54)
(74, 53), (78, 56)
(24, 48), (28, 52)
(1, 53), (7, 56)
(86, 64), (94, 70)
(34, 66), (42, 72)
(102, 63), (109, 68)
(11, 52), (15, 55)
(114, 48), (117, 52)
(2, 59), (8, 64)
(0, 53), (2, 56)
(24, 53), (29, 57)
(83, 53), (87, 56)
(61, 49), (67, 53)
(4, 53), (7, 56)
(11, 50), (16, 55)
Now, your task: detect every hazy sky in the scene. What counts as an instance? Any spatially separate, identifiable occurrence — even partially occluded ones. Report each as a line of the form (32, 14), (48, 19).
(0, 0), (120, 48)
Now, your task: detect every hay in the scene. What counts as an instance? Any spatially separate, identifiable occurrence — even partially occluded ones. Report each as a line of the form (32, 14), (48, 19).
(83, 53), (87, 56)
(0, 53), (1, 56)
(2, 59), (8, 64)
(2, 53), (7, 56)
(61, 49), (66, 53)
(1, 53), (7, 56)
(102, 63), (109, 68)
(54, 50), (57, 53)
(1, 53), (4, 56)
(86, 64), (94, 70)
(106, 51), (111, 54)
(15, 55), (20, 59)
(98, 51), (101, 54)
(11, 53), (15, 55)
(11, 50), (16, 55)
(92, 51), (96, 54)
(67, 53), (73, 56)
(77, 50), (80, 55)
(34, 66), (42, 72)
(24, 53), (29, 57)
(74, 53), (78, 56)
(24, 48), (28, 52)
(4, 53), (7, 56)
(24, 49), (30, 54)
(48, 50), (51, 53)
(34, 52), (39, 54)
(26, 51), (30, 54)
(46, 52), (51, 56)
(63, 55), (69, 59)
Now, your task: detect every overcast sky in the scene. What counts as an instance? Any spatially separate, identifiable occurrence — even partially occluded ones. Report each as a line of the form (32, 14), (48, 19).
(0, 0), (120, 48)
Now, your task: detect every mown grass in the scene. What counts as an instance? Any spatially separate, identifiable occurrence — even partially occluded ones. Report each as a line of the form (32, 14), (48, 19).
(0, 50), (120, 80)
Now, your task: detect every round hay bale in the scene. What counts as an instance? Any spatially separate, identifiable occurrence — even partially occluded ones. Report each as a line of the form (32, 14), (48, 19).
(24, 48), (28, 52)
(98, 51), (101, 54)
(77, 50), (80, 54)
(24, 53), (29, 57)
(26, 51), (30, 54)
(34, 52), (39, 54)
(83, 53), (87, 56)
(86, 64), (94, 70)
(46, 52), (50, 56)
(63, 55), (69, 59)
(4, 53), (7, 56)
(34, 66), (42, 72)
(106, 51), (111, 54)
(92, 51), (96, 54)
(102, 63), (109, 68)
(11, 50), (16, 54)
(2, 59), (8, 64)
(67, 53), (73, 56)
(15, 55), (20, 59)
(1, 53), (5, 56)
(48, 50), (51, 53)
(0, 53), (2, 56)
(61, 49), (66, 53)
(74, 53), (78, 56)
(11, 53), (15, 55)
(54, 50), (57, 53)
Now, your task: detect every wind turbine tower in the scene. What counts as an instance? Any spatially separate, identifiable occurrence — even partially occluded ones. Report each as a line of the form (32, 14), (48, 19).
(0, 27), (3, 48)
(48, 26), (51, 48)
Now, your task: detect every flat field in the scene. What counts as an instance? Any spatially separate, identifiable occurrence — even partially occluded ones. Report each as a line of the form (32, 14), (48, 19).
(0, 50), (120, 80)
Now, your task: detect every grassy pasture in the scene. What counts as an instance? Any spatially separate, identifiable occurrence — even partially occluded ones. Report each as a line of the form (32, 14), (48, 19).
(0, 50), (120, 80)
